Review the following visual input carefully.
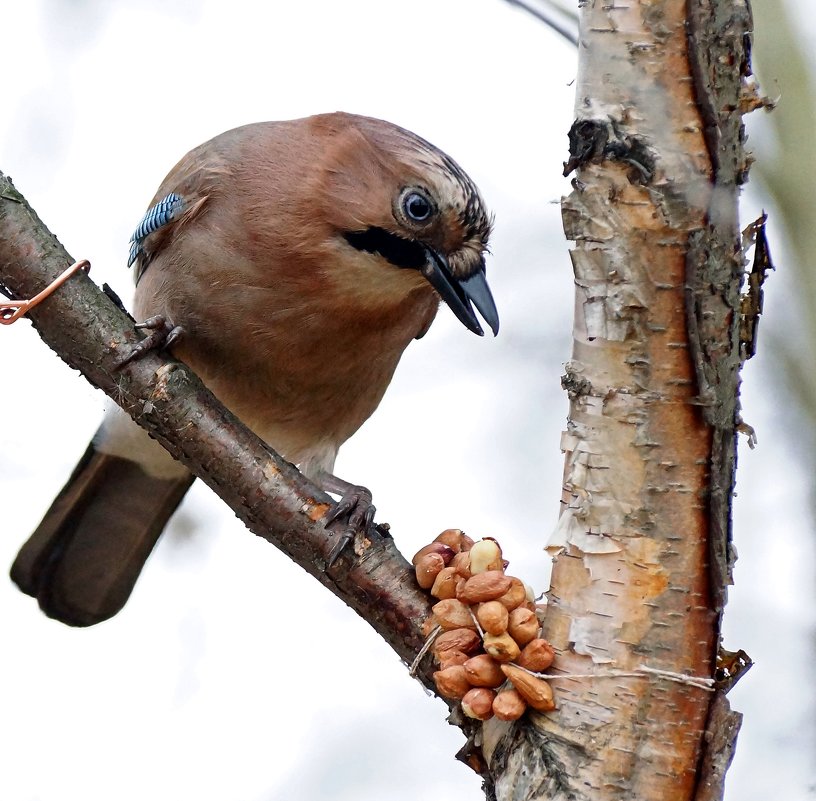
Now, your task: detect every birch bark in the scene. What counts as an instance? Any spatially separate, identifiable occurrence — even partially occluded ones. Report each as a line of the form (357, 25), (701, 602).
(482, 1), (753, 798)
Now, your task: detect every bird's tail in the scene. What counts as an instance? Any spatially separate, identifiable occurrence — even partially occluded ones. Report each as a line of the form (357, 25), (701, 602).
(11, 442), (194, 627)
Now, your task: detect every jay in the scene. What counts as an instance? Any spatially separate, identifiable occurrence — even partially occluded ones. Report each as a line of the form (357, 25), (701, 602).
(11, 112), (498, 627)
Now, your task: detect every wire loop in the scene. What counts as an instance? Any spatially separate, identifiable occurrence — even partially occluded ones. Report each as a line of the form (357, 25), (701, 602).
(1, 259), (90, 325)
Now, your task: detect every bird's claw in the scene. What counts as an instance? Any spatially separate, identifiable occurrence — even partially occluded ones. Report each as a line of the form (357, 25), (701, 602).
(325, 531), (354, 568)
(324, 484), (376, 567)
(325, 485), (376, 529)
(116, 315), (185, 368)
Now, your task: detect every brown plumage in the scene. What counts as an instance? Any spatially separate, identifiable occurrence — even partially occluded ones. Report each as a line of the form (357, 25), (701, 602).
(11, 112), (498, 626)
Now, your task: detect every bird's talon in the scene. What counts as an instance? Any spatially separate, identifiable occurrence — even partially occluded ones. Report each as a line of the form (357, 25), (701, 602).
(162, 326), (185, 350)
(324, 499), (354, 526)
(322, 483), (376, 565)
(348, 501), (373, 530)
(326, 531), (354, 568)
(134, 314), (169, 331)
(115, 316), (185, 368)
(324, 485), (372, 527)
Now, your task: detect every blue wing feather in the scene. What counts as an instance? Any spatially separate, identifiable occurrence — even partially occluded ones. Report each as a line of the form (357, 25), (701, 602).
(127, 193), (185, 268)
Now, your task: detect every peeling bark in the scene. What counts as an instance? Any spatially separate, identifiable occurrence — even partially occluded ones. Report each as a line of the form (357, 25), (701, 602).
(485, 1), (751, 799)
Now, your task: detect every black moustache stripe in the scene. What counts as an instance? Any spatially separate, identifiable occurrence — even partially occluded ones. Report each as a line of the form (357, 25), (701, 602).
(344, 227), (427, 270)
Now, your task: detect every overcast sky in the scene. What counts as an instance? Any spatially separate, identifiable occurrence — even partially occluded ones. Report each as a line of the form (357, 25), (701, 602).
(1, 2), (813, 800)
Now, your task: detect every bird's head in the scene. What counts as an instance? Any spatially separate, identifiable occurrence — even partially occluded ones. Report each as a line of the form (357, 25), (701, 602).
(312, 113), (499, 336)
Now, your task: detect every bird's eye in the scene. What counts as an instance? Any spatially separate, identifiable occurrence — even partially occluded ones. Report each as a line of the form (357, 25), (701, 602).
(403, 191), (433, 222)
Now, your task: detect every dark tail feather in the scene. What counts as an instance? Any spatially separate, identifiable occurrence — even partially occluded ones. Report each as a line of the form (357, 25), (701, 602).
(11, 443), (194, 627)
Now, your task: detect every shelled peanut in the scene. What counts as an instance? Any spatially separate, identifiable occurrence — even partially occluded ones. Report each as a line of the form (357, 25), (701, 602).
(414, 531), (555, 721)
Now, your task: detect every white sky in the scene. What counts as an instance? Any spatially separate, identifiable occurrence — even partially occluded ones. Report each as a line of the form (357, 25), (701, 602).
(0, 2), (813, 800)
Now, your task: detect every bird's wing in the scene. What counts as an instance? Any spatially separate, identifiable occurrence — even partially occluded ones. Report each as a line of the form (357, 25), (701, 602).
(127, 193), (186, 274)
(127, 143), (228, 283)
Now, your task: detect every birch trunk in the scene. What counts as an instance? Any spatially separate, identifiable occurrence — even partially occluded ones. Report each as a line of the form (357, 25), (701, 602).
(482, 1), (753, 798)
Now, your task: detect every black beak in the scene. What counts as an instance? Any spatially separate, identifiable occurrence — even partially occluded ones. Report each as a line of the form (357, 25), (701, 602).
(421, 249), (500, 337)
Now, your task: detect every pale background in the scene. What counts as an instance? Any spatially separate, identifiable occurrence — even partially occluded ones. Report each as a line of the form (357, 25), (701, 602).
(1, 2), (813, 799)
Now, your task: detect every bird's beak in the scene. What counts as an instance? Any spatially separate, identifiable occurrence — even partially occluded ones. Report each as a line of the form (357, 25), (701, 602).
(421, 249), (500, 337)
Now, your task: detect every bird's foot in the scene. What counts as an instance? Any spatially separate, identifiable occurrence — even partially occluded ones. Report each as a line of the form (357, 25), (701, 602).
(325, 484), (377, 531)
(324, 483), (375, 568)
(116, 315), (185, 367)
(317, 472), (387, 567)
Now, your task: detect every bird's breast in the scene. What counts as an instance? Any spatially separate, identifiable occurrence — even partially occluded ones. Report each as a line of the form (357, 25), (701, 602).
(138, 255), (438, 466)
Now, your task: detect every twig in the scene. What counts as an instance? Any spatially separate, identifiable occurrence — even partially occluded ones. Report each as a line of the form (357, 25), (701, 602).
(409, 625), (442, 676)
(502, 0), (579, 47)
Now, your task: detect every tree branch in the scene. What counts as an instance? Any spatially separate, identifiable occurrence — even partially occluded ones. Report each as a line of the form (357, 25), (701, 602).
(1, 168), (508, 788)
(0, 168), (438, 688)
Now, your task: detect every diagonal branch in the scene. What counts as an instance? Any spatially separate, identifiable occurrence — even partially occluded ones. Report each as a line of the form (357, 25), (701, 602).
(0, 168), (435, 685)
(1, 170), (507, 793)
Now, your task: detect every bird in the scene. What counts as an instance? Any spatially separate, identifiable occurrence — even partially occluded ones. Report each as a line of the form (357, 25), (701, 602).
(10, 112), (498, 627)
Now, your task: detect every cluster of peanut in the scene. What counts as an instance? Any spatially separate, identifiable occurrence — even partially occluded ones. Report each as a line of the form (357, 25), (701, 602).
(414, 530), (555, 721)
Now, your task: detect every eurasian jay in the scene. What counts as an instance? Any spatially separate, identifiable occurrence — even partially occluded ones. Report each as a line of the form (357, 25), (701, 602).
(11, 112), (498, 627)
